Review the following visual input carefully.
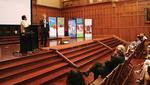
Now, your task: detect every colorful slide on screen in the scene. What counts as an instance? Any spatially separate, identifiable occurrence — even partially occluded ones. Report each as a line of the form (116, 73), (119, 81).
(85, 19), (92, 39)
(49, 17), (57, 38)
(57, 17), (64, 38)
(68, 19), (76, 38)
(76, 18), (84, 38)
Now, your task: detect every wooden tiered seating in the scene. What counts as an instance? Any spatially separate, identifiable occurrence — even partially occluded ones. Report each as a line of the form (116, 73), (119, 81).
(0, 36), (126, 85)
(0, 36), (19, 45)
(91, 64), (123, 85)
(41, 41), (113, 85)
(0, 51), (68, 85)
(91, 40), (144, 85)
(99, 37), (124, 50)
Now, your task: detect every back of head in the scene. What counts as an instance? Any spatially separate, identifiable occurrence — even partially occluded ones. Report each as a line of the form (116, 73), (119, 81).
(140, 33), (144, 37)
(42, 14), (46, 19)
(94, 61), (103, 68)
(67, 69), (86, 85)
(22, 15), (26, 20)
(146, 55), (150, 60)
(116, 44), (126, 56)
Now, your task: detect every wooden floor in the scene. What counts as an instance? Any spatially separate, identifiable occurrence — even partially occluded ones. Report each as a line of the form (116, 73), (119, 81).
(126, 58), (145, 85)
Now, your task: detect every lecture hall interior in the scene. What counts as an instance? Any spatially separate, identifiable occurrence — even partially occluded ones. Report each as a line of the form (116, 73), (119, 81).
(0, 0), (150, 85)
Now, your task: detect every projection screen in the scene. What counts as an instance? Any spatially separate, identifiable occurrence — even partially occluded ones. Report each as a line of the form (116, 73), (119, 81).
(0, 0), (31, 25)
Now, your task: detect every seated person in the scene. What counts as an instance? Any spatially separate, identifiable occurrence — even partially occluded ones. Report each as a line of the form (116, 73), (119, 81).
(144, 66), (150, 85)
(126, 40), (138, 54)
(66, 69), (86, 85)
(83, 61), (105, 80)
(136, 35), (142, 45)
(146, 44), (150, 56)
(84, 44), (126, 80)
(105, 44), (126, 74)
(138, 55), (150, 82)
(139, 33), (147, 42)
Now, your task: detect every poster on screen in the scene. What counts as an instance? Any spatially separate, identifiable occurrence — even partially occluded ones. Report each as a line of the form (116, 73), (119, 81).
(85, 19), (92, 39)
(57, 17), (64, 38)
(76, 18), (84, 38)
(68, 19), (76, 38)
(49, 17), (57, 38)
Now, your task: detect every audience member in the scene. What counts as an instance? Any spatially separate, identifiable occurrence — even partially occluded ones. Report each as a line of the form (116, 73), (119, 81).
(126, 38), (140, 54)
(137, 55), (150, 83)
(144, 66), (150, 85)
(147, 44), (150, 56)
(83, 61), (105, 80)
(20, 15), (29, 55)
(84, 44), (126, 80)
(140, 33), (148, 42)
(136, 35), (142, 45)
(105, 44), (126, 73)
(66, 69), (86, 85)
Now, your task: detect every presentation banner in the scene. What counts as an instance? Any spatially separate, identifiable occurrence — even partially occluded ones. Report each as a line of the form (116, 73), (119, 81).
(57, 17), (64, 38)
(49, 17), (57, 38)
(85, 19), (92, 39)
(68, 19), (76, 38)
(76, 18), (84, 38)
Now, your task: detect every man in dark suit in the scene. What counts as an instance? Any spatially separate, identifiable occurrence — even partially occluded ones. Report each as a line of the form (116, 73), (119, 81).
(40, 14), (49, 47)
(83, 45), (126, 80)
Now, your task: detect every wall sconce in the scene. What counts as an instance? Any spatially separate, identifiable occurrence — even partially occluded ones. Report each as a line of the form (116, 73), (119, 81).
(112, 0), (118, 8)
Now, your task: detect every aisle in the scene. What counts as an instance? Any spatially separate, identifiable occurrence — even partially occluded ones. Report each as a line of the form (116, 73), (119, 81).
(126, 58), (145, 85)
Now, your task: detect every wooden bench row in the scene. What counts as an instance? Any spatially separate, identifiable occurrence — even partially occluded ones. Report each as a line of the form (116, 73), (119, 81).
(91, 41), (143, 85)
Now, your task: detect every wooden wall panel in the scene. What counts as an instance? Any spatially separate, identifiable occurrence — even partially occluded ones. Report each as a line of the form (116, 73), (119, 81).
(32, 0), (61, 24)
(62, 0), (150, 41)
(31, 0), (150, 41)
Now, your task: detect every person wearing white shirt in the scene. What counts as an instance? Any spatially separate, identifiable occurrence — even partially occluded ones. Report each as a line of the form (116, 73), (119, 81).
(137, 55), (150, 83)
(20, 15), (29, 55)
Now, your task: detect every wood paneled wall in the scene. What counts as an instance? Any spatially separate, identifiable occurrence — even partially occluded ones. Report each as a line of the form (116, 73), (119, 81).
(62, 0), (150, 41)
(32, 0), (61, 24)
(32, 0), (150, 41)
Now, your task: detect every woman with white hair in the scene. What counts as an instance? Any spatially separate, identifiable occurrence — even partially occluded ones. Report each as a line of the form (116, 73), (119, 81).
(137, 55), (150, 83)
(105, 44), (126, 73)
(84, 44), (126, 80)
(144, 66), (150, 85)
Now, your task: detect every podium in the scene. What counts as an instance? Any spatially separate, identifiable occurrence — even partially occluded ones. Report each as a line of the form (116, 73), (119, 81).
(29, 25), (39, 50)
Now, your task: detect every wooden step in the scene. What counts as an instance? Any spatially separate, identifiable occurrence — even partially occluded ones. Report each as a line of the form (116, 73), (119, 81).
(0, 54), (61, 79)
(102, 39), (118, 46)
(0, 62), (68, 85)
(42, 50), (111, 85)
(77, 49), (111, 67)
(64, 44), (103, 59)
(59, 42), (97, 54)
(71, 47), (107, 63)
(0, 52), (55, 70)
(0, 37), (124, 85)
(15, 46), (109, 85)
(18, 66), (71, 85)
(107, 40), (120, 46)
(100, 38), (115, 43)
(0, 38), (19, 42)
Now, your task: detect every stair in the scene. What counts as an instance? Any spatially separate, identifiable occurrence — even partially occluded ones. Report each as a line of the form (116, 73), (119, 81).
(0, 36), (126, 85)
(0, 36), (19, 45)
(100, 38), (124, 49)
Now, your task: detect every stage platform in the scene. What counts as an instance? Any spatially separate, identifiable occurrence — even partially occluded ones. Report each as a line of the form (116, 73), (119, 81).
(0, 38), (90, 62)
(0, 35), (121, 62)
